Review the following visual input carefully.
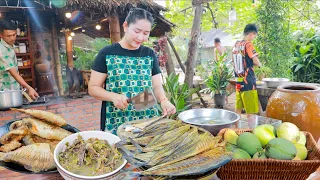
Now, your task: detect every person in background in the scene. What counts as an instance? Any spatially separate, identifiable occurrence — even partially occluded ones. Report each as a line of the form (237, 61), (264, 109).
(233, 24), (262, 118)
(213, 38), (227, 61)
(89, 8), (176, 134)
(0, 20), (38, 99)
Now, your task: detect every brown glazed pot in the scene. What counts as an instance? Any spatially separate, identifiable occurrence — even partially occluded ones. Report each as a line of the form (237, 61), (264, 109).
(266, 84), (320, 140)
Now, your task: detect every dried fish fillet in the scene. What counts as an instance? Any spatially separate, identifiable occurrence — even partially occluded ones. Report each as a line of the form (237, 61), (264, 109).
(22, 118), (72, 140)
(142, 148), (231, 176)
(0, 141), (22, 152)
(11, 108), (66, 127)
(0, 128), (29, 144)
(0, 143), (56, 172)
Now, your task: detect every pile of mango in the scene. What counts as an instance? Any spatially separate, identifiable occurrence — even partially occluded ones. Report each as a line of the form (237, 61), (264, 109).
(224, 122), (308, 160)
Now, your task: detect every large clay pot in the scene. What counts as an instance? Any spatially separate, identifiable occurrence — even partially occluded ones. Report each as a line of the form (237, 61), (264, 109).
(266, 84), (320, 140)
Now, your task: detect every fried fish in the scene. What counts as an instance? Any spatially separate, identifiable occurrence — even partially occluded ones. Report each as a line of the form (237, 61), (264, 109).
(0, 141), (22, 152)
(0, 128), (29, 144)
(23, 134), (60, 152)
(0, 143), (56, 172)
(22, 118), (72, 140)
(11, 108), (66, 127)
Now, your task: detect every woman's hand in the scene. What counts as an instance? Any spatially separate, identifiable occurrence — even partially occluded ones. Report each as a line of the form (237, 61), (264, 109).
(160, 99), (176, 116)
(112, 94), (129, 110)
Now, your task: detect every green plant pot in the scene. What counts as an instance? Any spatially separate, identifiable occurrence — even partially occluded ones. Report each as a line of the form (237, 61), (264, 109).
(214, 93), (226, 106)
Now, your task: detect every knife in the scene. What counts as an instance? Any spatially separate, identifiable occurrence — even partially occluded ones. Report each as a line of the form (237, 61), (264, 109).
(126, 88), (157, 111)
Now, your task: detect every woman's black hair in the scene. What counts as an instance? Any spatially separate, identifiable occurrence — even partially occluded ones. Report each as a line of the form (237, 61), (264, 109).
(125, 8), (154, 26)
(0, 20), (16, 33)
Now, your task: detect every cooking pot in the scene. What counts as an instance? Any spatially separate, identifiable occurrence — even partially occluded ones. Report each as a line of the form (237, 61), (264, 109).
(0, 89), (23, 110)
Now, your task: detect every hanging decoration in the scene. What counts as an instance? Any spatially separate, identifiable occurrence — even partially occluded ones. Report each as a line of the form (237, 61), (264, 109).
(153, 37), (168, 67)
(51, 0), (66, 8)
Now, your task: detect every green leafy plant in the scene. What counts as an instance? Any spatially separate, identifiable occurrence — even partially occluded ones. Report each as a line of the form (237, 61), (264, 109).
(254, 66), (272, 80)
(201, 53), (233, 96)
(162, 72), (199, 118)
(291, 35), (320, 83)
(73, 38), (111, 70)
(256, 0), (293, 78)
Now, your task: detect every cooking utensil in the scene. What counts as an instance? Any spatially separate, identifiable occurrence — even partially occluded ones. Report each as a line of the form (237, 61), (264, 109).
(0, 89), (23, 110)
(0, 120), (80, 174)
(178, 108), (240, 135)
(22, 89), (33, 103)
(262, 78), (290, 88)
(127, 88), (157, 111)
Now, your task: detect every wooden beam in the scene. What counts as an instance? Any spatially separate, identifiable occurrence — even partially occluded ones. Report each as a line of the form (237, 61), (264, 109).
(65, 31), (73, 68)
(52, 17), (64, 95)
(109, 15), (121, 43)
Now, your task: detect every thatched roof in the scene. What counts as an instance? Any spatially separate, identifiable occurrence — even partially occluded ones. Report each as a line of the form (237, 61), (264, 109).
(60, 0), (174, 38)
(0, 0), (174, 38)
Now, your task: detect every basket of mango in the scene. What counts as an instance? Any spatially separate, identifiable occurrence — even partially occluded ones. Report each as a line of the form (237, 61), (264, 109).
(217, 122), (320, 180)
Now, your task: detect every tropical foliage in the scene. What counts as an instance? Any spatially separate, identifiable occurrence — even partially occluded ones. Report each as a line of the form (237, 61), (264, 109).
(162, 73), (199, 118)
(292, 34), (320, 83)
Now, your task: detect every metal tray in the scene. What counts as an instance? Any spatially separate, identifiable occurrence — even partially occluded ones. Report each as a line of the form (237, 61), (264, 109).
(0, 120), (80, 174)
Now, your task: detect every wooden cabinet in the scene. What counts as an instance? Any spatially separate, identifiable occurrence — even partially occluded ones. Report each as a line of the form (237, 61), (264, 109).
(13, 17), (36, 88)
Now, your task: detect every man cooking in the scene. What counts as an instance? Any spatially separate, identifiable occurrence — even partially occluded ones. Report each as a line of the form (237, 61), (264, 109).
(0, 20), (38, 99)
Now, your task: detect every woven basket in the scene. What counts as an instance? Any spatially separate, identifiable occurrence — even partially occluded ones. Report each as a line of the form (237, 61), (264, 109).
(217, 128), (320, 180)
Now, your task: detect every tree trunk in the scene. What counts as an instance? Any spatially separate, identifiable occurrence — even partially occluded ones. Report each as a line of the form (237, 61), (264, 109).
(51, 18), (64, 95)
(167, 36), (186, 73)
(164, 40), (175, 76)
(109, 15), (121, 43)
(184, 1), (202, 89)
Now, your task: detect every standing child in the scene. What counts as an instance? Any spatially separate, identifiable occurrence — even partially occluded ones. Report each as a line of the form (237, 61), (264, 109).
(232, 24), (261, 117)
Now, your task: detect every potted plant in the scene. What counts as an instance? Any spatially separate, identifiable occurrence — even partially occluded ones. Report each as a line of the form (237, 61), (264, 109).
(202, 53), (233, 107)
(254, 65), (272, 81)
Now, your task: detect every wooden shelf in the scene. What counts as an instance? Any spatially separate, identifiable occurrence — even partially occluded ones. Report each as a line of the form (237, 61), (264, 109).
(16, 53), (30, 56)
(18, 66), (31, 69)
(16, 37), (28, 40)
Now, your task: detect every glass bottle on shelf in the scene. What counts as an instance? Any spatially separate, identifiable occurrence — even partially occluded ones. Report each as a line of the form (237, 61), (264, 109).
(16, 21), (21, 37)
(20, 22), (25, 37)
(25, 41), (29, 53)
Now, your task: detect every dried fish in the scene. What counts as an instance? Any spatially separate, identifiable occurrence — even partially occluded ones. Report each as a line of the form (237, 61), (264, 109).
(142, 148), (231, 176)
(0, 141), (22, 152)
(22, 118), (72, 140)
(153, 133), (222, 167)
(136, 120), (182, 138)
(146, 127), (198, 166)
(11, 108), (66, 127)
(0, 128), (29, 144)
(0, 143), (56, 172)
(143, 125), (190, 152)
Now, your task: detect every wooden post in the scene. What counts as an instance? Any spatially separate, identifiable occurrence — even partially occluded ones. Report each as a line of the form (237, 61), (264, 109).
(65, 31), (73, 68)
(109, 15), (121, 43)
(51, 18), (64, 95)
(184, 0), (202, 90)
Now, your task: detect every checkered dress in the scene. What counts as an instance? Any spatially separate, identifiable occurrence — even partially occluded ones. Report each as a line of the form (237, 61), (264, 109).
(104, 55), (159, 134)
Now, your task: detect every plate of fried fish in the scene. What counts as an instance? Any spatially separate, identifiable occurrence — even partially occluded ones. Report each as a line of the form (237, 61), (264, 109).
(0, 108), (80, 174)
